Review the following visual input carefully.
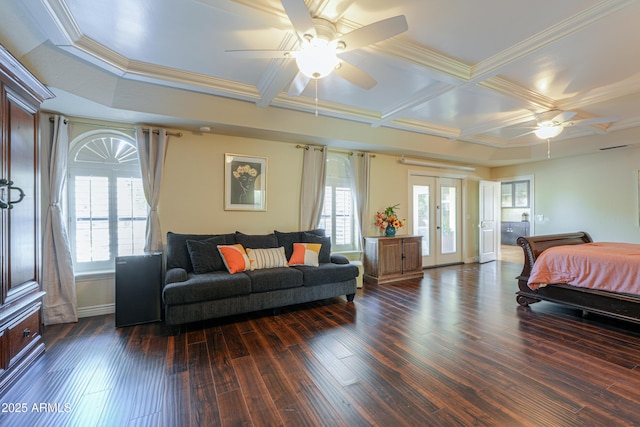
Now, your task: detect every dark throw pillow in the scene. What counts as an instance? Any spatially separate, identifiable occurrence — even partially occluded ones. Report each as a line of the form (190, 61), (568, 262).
(275, 229), (327, 259)
(302, 232), (331, 264)
(186, 236), (227, 273)
(234, 232), (278, 249)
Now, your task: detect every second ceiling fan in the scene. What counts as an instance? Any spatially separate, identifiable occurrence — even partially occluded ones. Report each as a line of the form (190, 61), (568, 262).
(226, 0), (408, 96)
(522, 110), (618, 139)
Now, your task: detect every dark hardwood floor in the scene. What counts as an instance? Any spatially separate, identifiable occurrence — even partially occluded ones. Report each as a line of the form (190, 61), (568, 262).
(2, 261), (640, 426)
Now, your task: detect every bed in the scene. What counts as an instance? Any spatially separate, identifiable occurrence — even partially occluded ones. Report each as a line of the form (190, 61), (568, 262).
(516, 231), (640, 325)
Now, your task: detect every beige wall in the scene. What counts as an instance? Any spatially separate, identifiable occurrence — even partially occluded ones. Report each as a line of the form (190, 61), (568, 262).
(159, 132), (302, 235)
(66, 120), (490, 315)
(50, 116), (640, 316)
(368, 154), (490, 263)
(491, 145), (640, 243)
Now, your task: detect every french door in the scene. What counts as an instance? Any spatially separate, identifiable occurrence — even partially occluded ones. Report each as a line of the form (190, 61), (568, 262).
(409, 175), (462, 267)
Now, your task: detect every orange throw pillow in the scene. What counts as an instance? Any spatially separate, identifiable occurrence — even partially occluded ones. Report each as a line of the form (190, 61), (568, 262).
(217, 244), (250, 274)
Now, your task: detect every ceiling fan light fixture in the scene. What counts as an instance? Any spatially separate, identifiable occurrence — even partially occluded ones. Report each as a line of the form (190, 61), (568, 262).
(534, 123), (564, 139)
(295, 38), (340, 79)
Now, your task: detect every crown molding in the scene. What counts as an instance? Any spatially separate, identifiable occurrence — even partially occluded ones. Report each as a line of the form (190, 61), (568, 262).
(477, 77), (556, 112)
(472, 0), (636, 81)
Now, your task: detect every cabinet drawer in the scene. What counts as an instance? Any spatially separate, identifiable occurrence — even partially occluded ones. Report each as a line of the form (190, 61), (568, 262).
(7, 307), (41, 366)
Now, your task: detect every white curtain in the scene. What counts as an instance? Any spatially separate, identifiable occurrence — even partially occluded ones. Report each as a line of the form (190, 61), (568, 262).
(135, 126), (168, 253)
(42, 114), (77, 325)
(350, 152), (371, 251)
(299, 145), (327, 230)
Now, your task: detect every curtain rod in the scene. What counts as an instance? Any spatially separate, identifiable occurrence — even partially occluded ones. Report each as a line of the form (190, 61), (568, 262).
(295, 144), (375, 157)
(48, 117), (182, 137)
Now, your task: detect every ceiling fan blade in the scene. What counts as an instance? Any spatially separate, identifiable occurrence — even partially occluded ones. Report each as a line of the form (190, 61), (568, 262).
(337, 15), (408, 52)
(280, 0), (317, 41)
(287, 72), (311, 96)
(551, 110), (577, 124)
(511, 129), (537, 139)
(226, 49), (293, 59)
(562, 117), (619, 127)
(334, 61), (377, 89)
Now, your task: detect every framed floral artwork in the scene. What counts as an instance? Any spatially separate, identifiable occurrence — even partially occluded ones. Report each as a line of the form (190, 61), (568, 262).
(224, 153), (267, 211)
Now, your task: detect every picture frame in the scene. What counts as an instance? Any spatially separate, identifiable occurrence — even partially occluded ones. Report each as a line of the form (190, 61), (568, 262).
(224, 153), (267, 211)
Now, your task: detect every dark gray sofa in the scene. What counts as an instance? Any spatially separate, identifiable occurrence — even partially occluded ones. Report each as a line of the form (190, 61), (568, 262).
(163, 229), (358, 325)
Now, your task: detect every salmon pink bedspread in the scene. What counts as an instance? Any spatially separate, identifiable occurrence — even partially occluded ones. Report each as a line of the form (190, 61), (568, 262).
(527, 242), (640, 294)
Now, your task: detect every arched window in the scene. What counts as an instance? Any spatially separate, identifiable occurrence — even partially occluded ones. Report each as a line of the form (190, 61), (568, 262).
(68, 131), (147, 272)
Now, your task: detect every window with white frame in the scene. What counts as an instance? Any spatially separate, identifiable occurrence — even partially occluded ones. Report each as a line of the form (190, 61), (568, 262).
(318, 152), (357, 252)
(69, 132), (147, 272)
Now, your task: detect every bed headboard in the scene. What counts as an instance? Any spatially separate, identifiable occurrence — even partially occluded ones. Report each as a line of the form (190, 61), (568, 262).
(516, 232), (593, 283)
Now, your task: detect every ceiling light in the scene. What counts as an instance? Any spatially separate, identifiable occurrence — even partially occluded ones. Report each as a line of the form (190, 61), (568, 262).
(294, 38), (340, 79)
(534, 124), (564, 139)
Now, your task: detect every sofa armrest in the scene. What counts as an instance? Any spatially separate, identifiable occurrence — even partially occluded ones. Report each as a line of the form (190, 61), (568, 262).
(330, 254), (350, 265)
(166, 267), (188, 285)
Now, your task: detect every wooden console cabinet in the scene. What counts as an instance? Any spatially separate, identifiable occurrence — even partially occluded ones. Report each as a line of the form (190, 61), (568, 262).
(0, 45), (53, 393)
(363, 235), (423, 284)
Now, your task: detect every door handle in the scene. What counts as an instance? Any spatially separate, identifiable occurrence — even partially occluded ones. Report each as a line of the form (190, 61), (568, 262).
(0, 179), (25, 209)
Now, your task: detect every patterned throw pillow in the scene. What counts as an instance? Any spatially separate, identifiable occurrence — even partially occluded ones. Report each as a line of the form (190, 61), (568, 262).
(217, 244), (250, 274)
(246, 247), (288, 270)
(288, 243), (322, 267)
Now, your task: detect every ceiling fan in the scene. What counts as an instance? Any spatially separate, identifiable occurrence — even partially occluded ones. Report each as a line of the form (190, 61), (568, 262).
(225, 0), (408, 96)
(523, 110), (618, 139)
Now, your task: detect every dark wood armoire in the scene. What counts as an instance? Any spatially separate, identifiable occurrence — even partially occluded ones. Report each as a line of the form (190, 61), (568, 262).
(0, 45), (54, 393)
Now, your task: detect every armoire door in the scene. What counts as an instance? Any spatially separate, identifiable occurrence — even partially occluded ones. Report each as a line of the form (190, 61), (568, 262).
(3, 93), (40, 304)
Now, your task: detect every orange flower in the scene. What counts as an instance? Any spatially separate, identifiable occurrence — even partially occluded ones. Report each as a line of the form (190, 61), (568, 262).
(375, 204), (404, 231)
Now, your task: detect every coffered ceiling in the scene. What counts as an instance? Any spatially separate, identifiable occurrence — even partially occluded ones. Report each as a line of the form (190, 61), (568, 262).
(1, 0), (640, 166)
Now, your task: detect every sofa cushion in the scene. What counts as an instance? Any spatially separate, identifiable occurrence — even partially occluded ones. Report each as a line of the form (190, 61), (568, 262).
(275, 229), (325, 259)
(245, 267), (303, 292)
(293, 263), (359, 287)
(235, 232), (278, 249)
(301, 233), (331, 263)
(166, 232), (236, 271)
(163, 271), (251, 305)
(246, 247), (288, 270)
(218, 244), (251, 274)
(186, 236), (227, 273)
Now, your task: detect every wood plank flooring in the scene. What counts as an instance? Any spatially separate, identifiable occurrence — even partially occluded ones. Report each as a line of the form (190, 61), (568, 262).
(2, 260), (640, 426)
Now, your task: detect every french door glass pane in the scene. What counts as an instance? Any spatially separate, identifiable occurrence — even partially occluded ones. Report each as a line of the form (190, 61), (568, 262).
(413, 185), (430, 256)
(441, 186), (457, 254)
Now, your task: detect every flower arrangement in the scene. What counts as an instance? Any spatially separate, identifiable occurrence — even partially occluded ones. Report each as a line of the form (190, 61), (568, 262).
(375, 204), (405, 233)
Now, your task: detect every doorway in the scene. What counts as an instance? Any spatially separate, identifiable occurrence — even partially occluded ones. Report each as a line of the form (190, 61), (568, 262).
(409, 174), (462, 267)
(499, 175), (534, 262)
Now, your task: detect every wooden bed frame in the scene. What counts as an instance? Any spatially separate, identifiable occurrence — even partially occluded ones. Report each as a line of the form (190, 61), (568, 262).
(516, 231), (640, 325)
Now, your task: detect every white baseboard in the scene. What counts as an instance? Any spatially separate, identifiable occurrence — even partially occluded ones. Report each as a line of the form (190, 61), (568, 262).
(77, 303), (115, 318)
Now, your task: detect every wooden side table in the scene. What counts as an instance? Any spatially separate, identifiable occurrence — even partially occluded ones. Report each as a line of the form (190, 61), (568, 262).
(363, 235), (423, 284)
